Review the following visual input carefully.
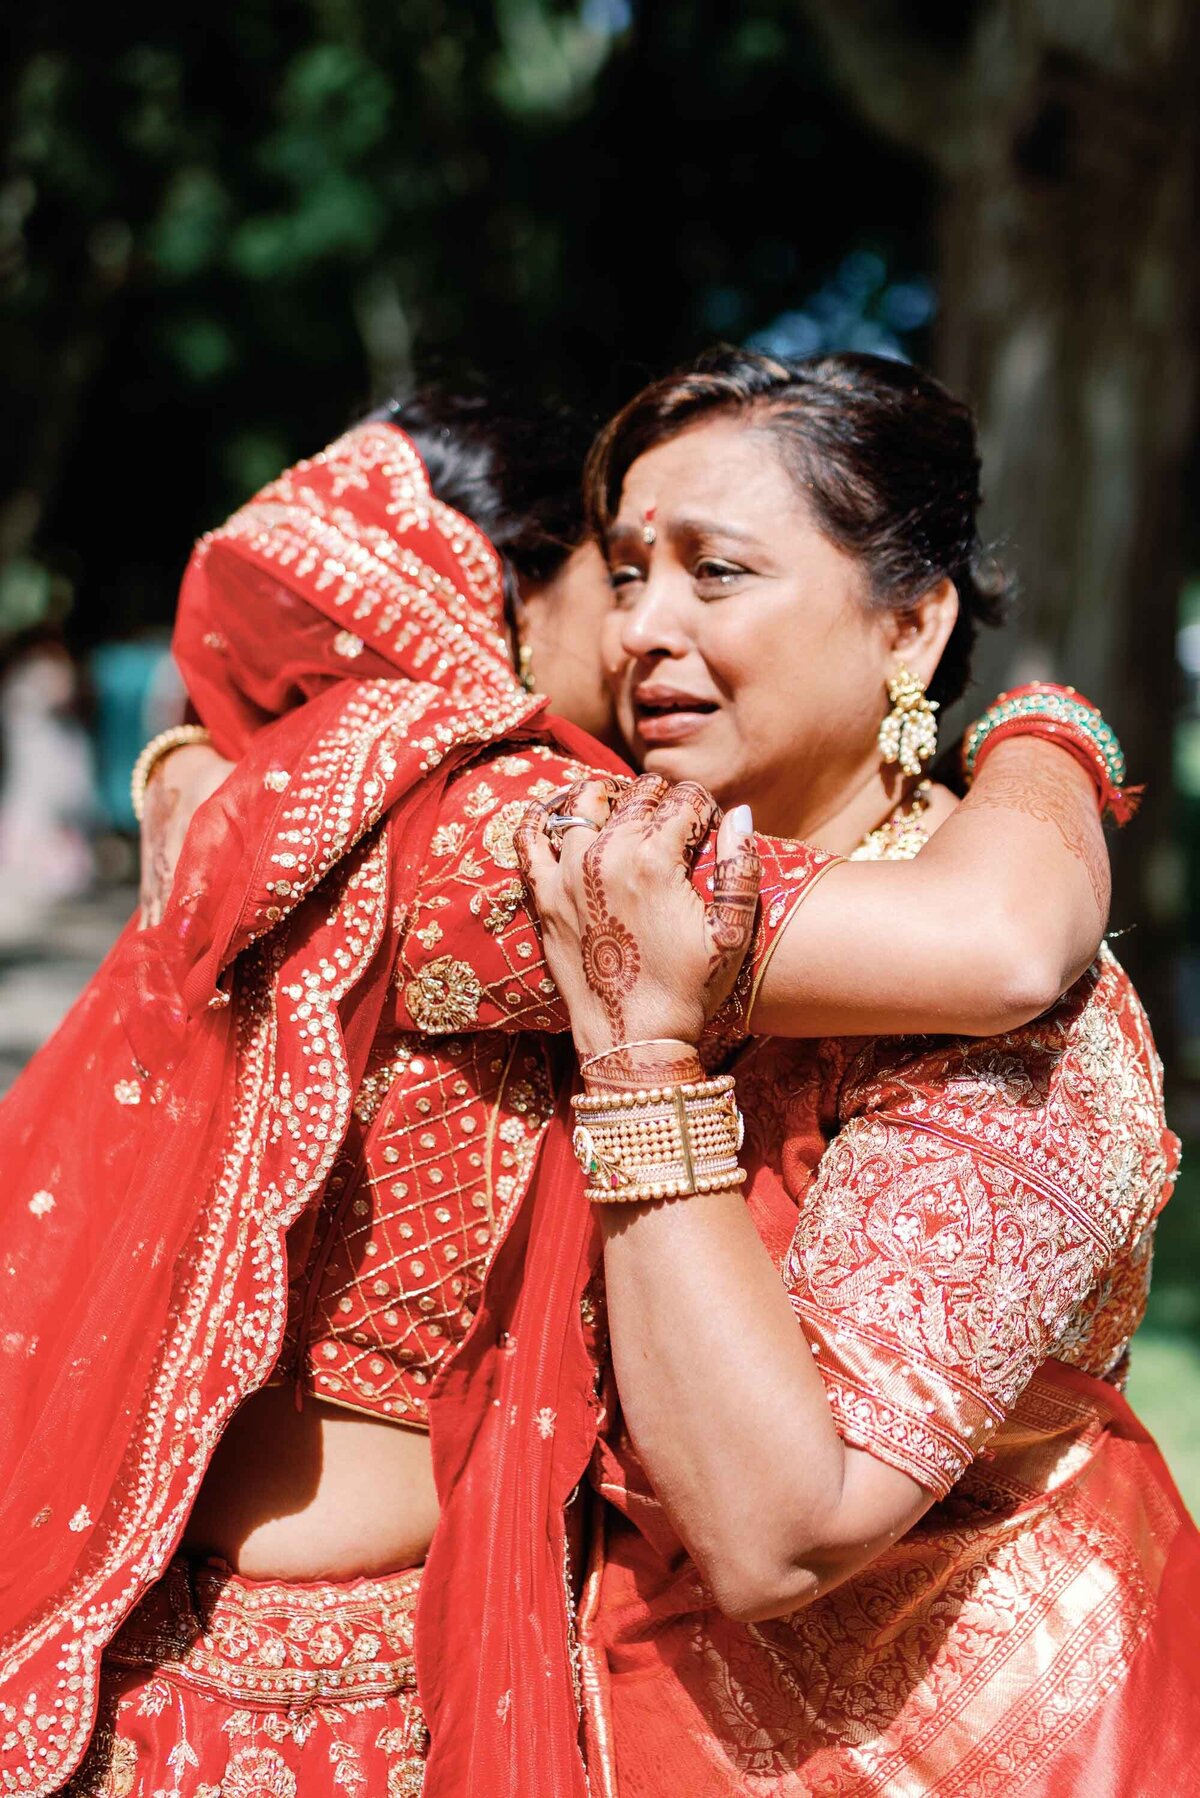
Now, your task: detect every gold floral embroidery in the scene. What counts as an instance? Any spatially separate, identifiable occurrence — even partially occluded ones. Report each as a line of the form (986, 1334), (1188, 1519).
(387, 1761), (425, 1797)
(479, 880), (525, 936)
(429, 823), (464, 857)
(481, 800), (529, 869)
(461, 781), (498, 819)
(221, 1746), (298, 1798)
(404, 956), (483, 1034)
(65, 1730), (137, 1797)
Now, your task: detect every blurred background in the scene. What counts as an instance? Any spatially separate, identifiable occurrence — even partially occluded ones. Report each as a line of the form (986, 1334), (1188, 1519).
(1, 0), (1197, 1502)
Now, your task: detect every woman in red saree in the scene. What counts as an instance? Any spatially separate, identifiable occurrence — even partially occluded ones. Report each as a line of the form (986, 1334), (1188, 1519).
(488, 349), (1200, 1796)
(0, 374), (1139, 1797)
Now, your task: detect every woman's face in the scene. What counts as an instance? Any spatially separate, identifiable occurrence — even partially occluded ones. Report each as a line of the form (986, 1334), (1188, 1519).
(599, 416), (905, 840)
(522, 541), (622, 752)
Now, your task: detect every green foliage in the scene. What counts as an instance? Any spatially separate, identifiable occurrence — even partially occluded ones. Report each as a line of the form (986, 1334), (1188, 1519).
(0, 0), (930, 645)
(1127, 1139), (1200, 1514)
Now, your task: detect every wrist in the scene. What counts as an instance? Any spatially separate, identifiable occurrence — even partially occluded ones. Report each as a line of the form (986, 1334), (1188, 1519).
(580, 1037), (703, 1094)
(131, 724), (212, 823)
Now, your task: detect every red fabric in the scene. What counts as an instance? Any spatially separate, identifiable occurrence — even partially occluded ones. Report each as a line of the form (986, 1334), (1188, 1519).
(0, 414), (836, 1798)
(0, 421), (551, 1794)
(416, 854), (836, 1798)
(575, 987), (1197, 1795)
(418, 1081), (600, 1798)
(275, 728), (632, 1429)
(64, 1556), (428, 1795)
(1008, 1365), (1200, 1798)
(424, 949), (1199, 1796)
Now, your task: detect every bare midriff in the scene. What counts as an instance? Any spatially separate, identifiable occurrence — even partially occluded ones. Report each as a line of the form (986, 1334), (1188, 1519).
(183, 1383), (439, 1581)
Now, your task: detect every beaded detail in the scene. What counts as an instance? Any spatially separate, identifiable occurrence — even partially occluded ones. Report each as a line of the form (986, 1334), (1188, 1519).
(571, 1075), (745, 1203)
(962, 685), (1126, 786)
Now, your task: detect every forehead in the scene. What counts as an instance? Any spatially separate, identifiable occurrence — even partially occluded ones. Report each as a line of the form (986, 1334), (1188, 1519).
(617, 415), (803, 525)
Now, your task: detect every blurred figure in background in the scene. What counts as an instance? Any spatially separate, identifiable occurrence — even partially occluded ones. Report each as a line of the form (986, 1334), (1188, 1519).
(0, 629), (95, 932)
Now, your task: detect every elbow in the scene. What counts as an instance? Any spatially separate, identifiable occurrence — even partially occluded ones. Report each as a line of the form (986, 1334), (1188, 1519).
(985, 955), (1071, 1034)
(702, 1551), (825, 1625)
(963, 914), (1081, 1036)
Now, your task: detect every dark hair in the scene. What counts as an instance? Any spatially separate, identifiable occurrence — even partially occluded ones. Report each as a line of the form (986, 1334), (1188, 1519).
(367, 387), (595, 594)
(584, 347), (1009, 707)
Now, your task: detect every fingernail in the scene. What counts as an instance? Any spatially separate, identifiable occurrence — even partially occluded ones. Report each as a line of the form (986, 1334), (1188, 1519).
(728, 804), (753, 836)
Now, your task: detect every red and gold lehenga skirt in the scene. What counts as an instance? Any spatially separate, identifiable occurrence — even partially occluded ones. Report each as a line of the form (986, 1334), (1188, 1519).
(57, 1560), (428, 1798)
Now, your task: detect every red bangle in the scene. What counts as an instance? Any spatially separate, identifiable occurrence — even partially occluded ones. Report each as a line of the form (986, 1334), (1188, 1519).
(962, 683), (1140, 825)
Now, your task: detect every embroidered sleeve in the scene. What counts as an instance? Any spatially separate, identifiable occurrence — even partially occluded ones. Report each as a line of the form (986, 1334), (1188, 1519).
(392, 742), (588, 1036)
(394, 756), (838, 1042)
(782, 949), (1176, 1495)
(700, 834), (839, 1066)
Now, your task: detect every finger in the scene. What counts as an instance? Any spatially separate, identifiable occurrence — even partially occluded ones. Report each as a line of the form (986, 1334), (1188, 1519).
(544, 774), (627, 811)
(643, 779), (717, 858)
(708, 805), (761, 957)
(553, 778), (615, 874)
(514, 801), (561, 900)
(607, 772), (669, 830)
(715, 803), (754, 865)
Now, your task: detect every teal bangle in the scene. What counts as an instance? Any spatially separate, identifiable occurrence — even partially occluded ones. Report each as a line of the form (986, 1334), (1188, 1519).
(962, 688), (1126, 788)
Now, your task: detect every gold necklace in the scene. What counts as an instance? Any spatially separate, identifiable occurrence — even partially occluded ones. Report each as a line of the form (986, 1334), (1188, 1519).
(850, 780), (932, 862)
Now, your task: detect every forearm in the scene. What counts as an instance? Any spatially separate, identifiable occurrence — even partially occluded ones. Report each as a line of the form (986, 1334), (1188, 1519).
(752, 740), (1108, 1038)
(600, 1185), (927, 1621)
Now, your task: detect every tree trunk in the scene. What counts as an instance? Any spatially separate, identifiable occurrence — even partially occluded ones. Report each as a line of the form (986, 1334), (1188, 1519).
(801, 0), (1200, 1052)
(934, 2), (1198, 1048)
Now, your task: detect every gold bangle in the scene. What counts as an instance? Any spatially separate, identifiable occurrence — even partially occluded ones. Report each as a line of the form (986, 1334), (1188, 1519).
(130, 724), (213, 823)
(583, 1168), (748, 1205)
(572, 1074), (745, 1204)
(580, 1039), (697, 1073)
(573, 1073), (735, 1112)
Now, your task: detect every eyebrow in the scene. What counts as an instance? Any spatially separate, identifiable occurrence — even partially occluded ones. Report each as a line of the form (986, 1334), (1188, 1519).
(608, 513), (764, 549)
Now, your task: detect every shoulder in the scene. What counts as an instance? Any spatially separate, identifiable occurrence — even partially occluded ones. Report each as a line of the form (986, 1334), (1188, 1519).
(441, 739), (597, 815)
(839, 946), (1177, 1242)
(430, 739), (597, 868)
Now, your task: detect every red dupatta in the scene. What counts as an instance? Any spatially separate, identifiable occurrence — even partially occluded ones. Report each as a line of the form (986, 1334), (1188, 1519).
(0, 422), (554, 1794)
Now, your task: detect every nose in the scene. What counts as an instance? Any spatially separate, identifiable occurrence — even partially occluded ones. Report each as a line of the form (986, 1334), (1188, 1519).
(616, 574), (691, 663)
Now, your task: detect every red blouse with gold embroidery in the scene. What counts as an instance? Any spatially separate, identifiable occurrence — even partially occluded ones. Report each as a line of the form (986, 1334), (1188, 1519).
(275, 740), (833, 1425)
(733, 944), (1179, 1496)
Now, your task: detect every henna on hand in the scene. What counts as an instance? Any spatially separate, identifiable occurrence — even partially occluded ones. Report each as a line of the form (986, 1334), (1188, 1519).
(518, 774), (761, 1069)
(582, 1041), (705, 1093)
(607, 771), (670, 829)
(709, 839), (764, 957)
(644, 778), (714, 854)
(579, 838), (643, 1040)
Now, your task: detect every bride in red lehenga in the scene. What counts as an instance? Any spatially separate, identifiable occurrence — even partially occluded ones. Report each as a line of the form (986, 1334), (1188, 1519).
(0, 360), (1182, 1798)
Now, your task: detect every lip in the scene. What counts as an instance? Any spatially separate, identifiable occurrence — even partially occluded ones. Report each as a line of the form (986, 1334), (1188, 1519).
(631, 684), (720, 747)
